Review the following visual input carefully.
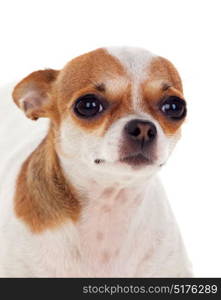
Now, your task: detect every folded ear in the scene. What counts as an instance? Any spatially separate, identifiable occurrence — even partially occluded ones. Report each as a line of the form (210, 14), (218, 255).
(12, 69), (59, 120)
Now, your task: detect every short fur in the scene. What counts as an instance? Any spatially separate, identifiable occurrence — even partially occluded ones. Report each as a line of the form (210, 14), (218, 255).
(0, 47), (192, 277)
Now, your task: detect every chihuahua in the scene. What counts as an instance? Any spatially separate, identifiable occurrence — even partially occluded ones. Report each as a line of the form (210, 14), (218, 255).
(0, 47), (192, 277)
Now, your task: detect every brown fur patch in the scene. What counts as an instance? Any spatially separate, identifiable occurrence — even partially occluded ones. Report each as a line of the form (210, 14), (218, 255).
(53, 48), (133, 133)
(55, 49), (125, 110)
(148, 56), (183, 92)
(14, 128), (80, 233)
(141, 56), (186, 135)
(13, 69), (60, 122)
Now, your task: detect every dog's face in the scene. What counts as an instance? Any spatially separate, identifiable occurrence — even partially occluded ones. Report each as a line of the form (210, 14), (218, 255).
(13, 47), (186, 181)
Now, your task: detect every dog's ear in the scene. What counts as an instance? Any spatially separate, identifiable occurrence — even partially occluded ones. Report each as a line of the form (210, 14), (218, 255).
(12, 69), (59, 120)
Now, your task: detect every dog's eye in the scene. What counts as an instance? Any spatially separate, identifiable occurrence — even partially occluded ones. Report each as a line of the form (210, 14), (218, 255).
(74, 94), (105, 118)
(160, 96), (186, 120)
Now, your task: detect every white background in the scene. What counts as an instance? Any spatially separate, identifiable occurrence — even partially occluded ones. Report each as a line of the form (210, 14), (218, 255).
(1, 0), (221, 277)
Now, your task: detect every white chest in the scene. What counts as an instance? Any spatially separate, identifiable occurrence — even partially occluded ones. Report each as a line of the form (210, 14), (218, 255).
(0, 178), (191, 277)
(28, 185), (161, 277)
(75, 187), (151, 277)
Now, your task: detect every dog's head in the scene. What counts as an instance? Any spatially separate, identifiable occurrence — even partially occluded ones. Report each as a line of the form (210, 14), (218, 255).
(13, 47), (186, 183)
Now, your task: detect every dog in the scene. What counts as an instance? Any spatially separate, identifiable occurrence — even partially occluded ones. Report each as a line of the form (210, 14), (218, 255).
(0, 47), (192, 277)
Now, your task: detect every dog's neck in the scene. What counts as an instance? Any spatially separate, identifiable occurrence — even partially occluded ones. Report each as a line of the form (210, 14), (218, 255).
(57, 140), (158, 276)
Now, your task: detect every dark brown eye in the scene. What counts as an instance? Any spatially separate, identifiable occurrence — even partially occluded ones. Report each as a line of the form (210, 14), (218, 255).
(160, 96), (186, 120)
(74, 94), (105, 118)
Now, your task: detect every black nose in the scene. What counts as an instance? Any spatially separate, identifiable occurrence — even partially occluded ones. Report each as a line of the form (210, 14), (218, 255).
(124, 119), (157, 147)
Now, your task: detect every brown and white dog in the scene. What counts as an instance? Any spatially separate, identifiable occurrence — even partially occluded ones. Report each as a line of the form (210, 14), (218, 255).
(0, 47), (192, 277)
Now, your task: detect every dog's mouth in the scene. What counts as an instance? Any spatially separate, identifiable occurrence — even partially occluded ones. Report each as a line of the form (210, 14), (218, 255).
(119, 153), (151, 166)
(94, 154), (153, 167)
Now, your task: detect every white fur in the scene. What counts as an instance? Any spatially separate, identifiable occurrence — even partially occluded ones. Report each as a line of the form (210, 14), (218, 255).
(0, 48), (192, 277)
(106, 47), (155, 112)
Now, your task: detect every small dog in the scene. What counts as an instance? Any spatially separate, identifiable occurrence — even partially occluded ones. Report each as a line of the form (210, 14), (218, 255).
(0, 47), (192, 277)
